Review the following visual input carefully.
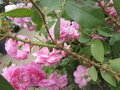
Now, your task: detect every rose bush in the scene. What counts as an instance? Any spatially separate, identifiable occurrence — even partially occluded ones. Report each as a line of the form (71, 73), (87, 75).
(0, 0), (120, 90)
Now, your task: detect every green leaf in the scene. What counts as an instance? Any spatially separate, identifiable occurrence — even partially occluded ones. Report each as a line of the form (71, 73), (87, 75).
(1, 8), (33, 17)
(65, 2), (105, 27)
(91, 39), (104, 62)
(54, 19), (60, 40)
(109, 34), (120, 45)
(78, 34), (90, 43)
(109, 58), (120, 72)
(89, 66), (98, 81)
(100, 70), (116, 87)
(98, 27), (114, 37)
(0, 75), (14, 90)
(113, 0), (120, 13)
(32, 8), (43, 30)
(39, 0), (63, 14)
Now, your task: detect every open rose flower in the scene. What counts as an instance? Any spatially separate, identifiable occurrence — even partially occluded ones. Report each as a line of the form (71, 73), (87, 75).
(74, 65), (91, 88)
(5, 35), (30, 60)
(33, 47), (66, 66)
(2, 63), (46, 90)
(39, 73), (68, 90)
(49, 18), (80, 43)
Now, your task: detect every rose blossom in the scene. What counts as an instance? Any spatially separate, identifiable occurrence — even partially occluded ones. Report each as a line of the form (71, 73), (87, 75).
(2, 64), (30, 90)
(49, 18), (80, 43)
(39, 73), (68, 90)
(2, 63), (46, 90)
(74, 65), (91, 88)
(26, 63), (46, 86)
(5, 35), (30, 60)
(5, 3), (36, 31)
(33, 47), (66, 66)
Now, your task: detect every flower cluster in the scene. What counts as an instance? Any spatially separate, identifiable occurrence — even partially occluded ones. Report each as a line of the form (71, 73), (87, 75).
(5, 35), (30, 60)
(5, 3), (36, 31)
(39, 73), (68, 90)
(2, 63), (46, 90)
(49, 18), (80, 43)
(33, 47), (66, 66)
(74, 65), (91, 88)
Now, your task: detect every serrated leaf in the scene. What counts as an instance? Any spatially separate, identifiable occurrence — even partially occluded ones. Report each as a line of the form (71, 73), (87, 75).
(54, 19), (60, 40)
(1, 8), (33, 17)
(91, 39), (104, 62)
(100, 70), (116, 87)
(39, 0), (63, 14)
(0, 75), (14, 90)
(109, 58), (120, 72)
(89, 66), (98, 81)
(65, 2), (105, 27)
(113, 0), (120, 13)
(109, 34), (120, 45)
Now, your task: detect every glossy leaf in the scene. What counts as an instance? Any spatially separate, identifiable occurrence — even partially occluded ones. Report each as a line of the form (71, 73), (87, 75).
(32, 9), (43, 30)
(89, 66), (98, 81)
(54, 19), (60, 40)
(65, 2), (105, 27)
(39, 0), (63, 14)
(91, 39), (104, 62)
(109, 58), (120, 72)
(0, 75), (14, 90)
(2, 8), (33, 17)
(100, 70), (116, 87)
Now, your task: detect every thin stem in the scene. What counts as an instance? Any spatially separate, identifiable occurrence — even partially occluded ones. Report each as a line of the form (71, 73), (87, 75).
(29, 0), (55, 42)
(9, 34), (57, 48)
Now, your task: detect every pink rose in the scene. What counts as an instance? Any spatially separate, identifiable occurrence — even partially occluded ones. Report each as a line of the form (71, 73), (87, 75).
(33, 47), (66, 66)
(5, 35), (30, 60)
(49, 18), (80, 43)
(74, 65), (91, 88)
(39, 73), (68, 90)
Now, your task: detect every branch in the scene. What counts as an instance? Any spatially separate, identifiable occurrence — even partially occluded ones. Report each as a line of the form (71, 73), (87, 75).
(6, 34), (117, 76)
(8, 34), (57, 48)
(29, 0), (55, 42)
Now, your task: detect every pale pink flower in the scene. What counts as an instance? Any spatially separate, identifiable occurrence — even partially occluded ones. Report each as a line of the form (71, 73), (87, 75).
(5, 3), (36, 31)
(39, 73), (68, 90)
(74, 65), (91, 88)
(5, 35), (30, 60)
(33, 47), (66, 66)
(49, 18), (80, 43)
(92, 35), (107, 40)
